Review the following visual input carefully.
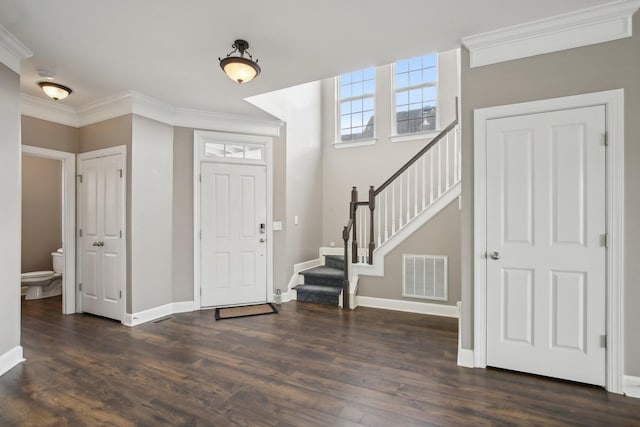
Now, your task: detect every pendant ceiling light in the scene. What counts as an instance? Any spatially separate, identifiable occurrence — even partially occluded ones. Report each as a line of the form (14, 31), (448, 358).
(38, 82), (72, 101)
(219, 39), (261, 84)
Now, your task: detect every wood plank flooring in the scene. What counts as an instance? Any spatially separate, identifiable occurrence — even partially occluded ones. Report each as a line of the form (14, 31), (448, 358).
(1, 296), (639, 426)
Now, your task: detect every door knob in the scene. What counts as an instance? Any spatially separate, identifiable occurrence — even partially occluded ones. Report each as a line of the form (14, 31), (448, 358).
(260, 238), (265, 243)
(92, 242), (99, 247)
(489, 251), (500, 260)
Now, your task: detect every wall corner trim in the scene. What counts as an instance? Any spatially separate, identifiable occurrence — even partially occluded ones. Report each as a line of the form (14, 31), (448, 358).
(0, 346), (25, 377)
(457, 348), (475, 368)
(123, 301), (195, 327)
(462, 0), (640, 68)
(0, 25), (32, 74)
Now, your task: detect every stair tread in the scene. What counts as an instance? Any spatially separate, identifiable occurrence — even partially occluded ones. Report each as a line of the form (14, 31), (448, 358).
(294, 284), (342, 295)
(300, 266), (343, 278)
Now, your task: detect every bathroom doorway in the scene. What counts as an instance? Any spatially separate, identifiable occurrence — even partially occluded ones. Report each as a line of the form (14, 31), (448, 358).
(21, 146), (76, 314)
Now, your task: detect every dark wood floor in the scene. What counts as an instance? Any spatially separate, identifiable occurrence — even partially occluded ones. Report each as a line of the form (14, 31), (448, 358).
(2, 297), (639, 426)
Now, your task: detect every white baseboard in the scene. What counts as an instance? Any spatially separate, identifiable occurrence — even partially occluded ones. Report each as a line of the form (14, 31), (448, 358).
(356, 296), (459, 318)
(0, 346), (25, 377)
(624, 375), (640, 399)
(124, 301), (196, 327)
(457, 348), (475, 368)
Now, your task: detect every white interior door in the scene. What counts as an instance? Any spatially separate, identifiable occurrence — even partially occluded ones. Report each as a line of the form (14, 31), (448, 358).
(78, 151), (125, 321)
(201, 162), (267, 307)
(485, 106), (606, 386)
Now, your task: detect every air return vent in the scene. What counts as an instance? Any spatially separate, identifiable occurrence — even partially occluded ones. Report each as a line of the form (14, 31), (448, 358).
(402, 254), (447, 301)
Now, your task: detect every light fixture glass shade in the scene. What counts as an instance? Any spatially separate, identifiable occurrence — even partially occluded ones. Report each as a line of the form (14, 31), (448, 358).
(38, 82), (72, 100)
(220, 57), (260, 84)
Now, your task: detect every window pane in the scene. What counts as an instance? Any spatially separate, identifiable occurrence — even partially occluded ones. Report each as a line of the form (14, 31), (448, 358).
(409, 57), (422, 71)
(204, 142), (225, 157)
(363, 97), (374, 111)
(340, 115), (351, 130)
(363, 80), (375, 95)
(340, 84), (351, 98)
(396, 72), (409, 89)
(396, 60), (409, 73)
(244, 145), (263, 160)
(423, 86), (436, 101)
(226, 144), (244, 158)
(341, 72), (352, 84)
(341, 101), (351, 114)
(394, 52), (438, 135)
(423, 67), (436, 82)
(363, 67), (375, 80)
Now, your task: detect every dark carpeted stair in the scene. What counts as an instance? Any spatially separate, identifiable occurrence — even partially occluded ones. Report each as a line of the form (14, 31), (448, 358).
(294, 255), (344, 306)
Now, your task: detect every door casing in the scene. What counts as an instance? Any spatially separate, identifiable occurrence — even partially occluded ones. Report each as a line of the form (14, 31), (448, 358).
(193, 131), (274, 310)
(473, 89), (624, 393)
(77, 145), (127, 322)
(21, 145), (76, 315)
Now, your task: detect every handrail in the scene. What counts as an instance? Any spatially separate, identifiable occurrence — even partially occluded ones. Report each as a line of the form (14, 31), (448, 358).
(374, 115), (458, 196)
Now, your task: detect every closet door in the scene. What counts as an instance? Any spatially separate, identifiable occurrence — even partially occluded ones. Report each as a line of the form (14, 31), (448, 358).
(78, 150), (125, 321)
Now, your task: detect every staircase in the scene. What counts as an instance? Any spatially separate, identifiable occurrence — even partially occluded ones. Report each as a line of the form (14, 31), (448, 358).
(293, 255), (344, 305)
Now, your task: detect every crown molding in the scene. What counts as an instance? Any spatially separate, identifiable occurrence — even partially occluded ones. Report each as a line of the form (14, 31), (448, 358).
(24, 89), (282, 136)
(462, 0), (640, 68)
(21, 94), (79, 128)
(0, 25), (32, 74)
(174, 107), (282, 137)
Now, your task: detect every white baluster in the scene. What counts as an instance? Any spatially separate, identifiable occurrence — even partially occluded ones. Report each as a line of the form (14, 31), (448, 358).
(414, 162), (418, 217)
(391, 182), (396, 235)
(399, 175), (403, 228)
(429, 149), (434, 204)
(446, 133), (450, 190)
(453, 127), (458, 183)
(406, 170), (410, 224)
(422, 154), (427, 210)
(438, 141), (442, 198)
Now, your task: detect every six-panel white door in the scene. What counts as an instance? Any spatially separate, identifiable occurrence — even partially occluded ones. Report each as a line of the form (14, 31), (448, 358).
(486, 106), (606, 386)
(78, 152), (125, 321)
(201, 162), (267, 307)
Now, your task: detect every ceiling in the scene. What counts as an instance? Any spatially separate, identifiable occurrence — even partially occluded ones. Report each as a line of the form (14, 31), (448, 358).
(0, 0), (611, 120)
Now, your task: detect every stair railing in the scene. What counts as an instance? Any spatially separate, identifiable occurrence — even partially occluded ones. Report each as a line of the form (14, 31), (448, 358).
(341, 99), (460, 308)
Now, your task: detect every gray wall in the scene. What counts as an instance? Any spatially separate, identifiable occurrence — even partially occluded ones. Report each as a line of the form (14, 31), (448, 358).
(21, 155), (62, 272)
(21, 116), (79, 153)
(0, 63), (21, 360)
(358, 200), (461, 305)
(79, 115), (134, 312)
(460, 11), (640, 375)
(172, 127), (194, 303)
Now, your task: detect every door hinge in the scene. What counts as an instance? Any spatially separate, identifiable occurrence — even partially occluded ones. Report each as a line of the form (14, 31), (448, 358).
(78, 283), (82, 291)
(120, 230), (123, 238)
(199, 288), (202, 296)
(604, 131), (609, 147)
(199, 230), (202, 240)
(79, 229), (83, 237)
(119, 290), (122, 299)
(603, 233), (609, 248)
(601, 335), (607, 348)
(118, 169), (123, 178)
(199, 173), (202, 183)
(77, 174), (83, 183)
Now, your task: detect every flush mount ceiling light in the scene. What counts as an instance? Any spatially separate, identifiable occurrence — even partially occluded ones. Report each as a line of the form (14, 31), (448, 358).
(219, 39), (261, 84)
(38, 82), (72, 101)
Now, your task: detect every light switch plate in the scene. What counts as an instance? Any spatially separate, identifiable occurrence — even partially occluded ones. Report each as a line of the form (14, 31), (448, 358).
(273, 221), (283, 231)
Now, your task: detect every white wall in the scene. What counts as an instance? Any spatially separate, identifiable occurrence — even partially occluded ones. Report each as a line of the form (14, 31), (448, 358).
(247, 81), (324, 289)
(0, 62), (23, 372)
(131, 115), (174, 313)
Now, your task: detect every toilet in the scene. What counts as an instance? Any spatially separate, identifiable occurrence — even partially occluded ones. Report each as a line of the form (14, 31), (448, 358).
(21, 248), (64, 300)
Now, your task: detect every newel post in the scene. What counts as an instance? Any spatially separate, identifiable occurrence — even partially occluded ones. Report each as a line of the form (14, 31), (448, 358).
(368, 186), (375, 264)
(342, 225), (350, 310)
(351, 186), (358, 263)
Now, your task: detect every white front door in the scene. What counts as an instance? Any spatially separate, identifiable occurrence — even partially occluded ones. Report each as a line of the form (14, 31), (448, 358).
(201, 162), (267, 307)
(78, 151), (125, 321)
(485, 106), (606, 386)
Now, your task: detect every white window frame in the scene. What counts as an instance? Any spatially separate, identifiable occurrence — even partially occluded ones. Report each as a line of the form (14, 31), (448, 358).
(334, 68), (377, 148)
(390, 53), (440, 143)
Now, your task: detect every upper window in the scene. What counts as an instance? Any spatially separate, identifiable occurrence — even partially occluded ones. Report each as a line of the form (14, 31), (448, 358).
(394, 53), (437, 135)
(338, 68), (375, 143)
